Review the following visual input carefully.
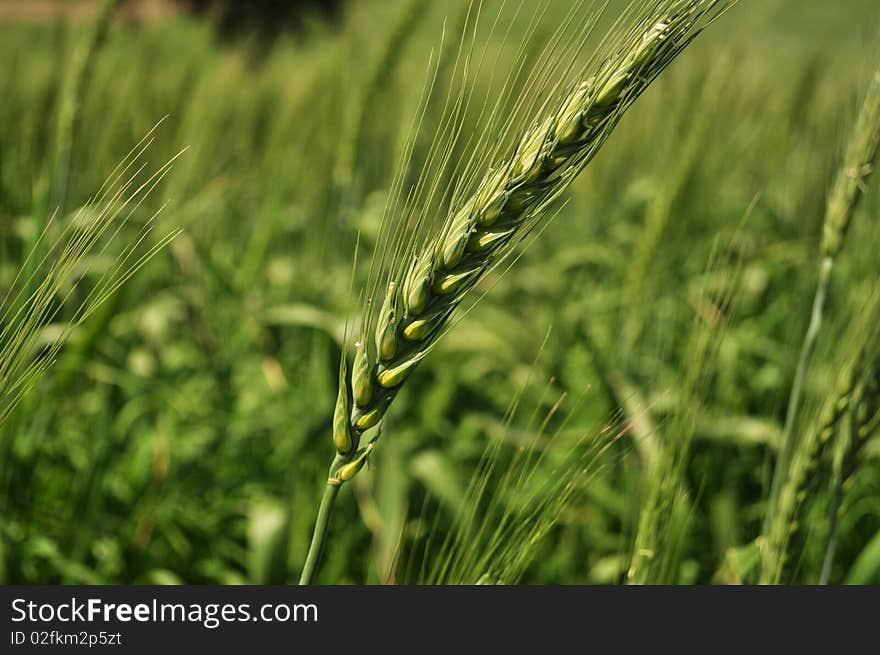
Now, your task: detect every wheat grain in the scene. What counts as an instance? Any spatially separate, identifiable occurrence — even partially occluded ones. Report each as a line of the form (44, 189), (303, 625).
(761, 289), (880, 584)
(300, 0), (735, 585)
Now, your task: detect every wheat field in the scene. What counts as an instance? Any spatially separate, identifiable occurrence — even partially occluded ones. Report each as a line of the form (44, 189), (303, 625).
(1, 0), (880, 585)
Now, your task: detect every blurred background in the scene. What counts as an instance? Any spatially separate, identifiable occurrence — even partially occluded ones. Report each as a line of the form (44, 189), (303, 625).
(1, 0), (879, 584)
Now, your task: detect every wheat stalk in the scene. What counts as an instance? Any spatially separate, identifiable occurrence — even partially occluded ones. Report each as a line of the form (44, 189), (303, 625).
(0, 123), (181, 427)
(299, 0), (734, 585)
(763, 62), (880, 576)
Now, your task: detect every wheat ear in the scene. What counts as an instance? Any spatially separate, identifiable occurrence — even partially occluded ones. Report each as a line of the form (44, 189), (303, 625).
(299, 0), (733, 585)
(818, 335), (880, 583)
(767, 360), (858, 582)
(50, 0), (122, 213)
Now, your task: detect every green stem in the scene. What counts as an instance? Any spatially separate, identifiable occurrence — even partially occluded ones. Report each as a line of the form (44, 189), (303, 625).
(764, 257), (833, 537)
(299, 482), (340, 585)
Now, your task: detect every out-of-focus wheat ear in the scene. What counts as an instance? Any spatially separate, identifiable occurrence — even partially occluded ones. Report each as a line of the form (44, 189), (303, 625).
(773, 367), (857, 579)
(762, 286), (880, 584)
(765, 60), (880, 551)
(332, 0), (430, 201)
